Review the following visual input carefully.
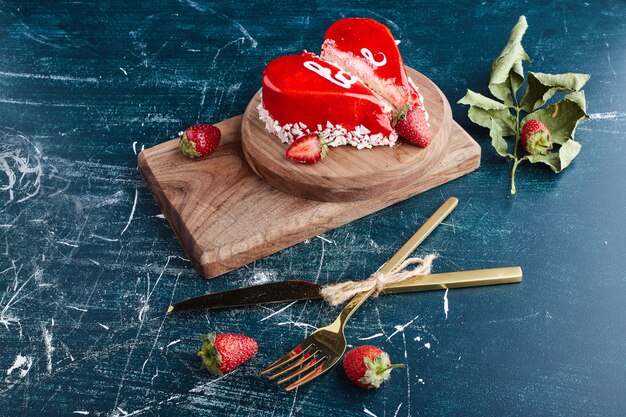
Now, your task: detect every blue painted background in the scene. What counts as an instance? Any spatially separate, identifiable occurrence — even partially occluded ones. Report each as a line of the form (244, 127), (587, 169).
(1, 1), (624, 416)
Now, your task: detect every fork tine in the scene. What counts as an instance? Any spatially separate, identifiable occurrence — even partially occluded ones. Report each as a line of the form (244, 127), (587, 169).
(268, 350), (320, 380)
(260, 344), (311, 375)
(284, 360), (329, 391)
(277, 354), (326, 385)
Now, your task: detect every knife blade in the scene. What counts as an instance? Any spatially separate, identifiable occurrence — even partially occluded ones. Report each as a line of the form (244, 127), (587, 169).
(167, 266), (523, 313)
(168, 280), (322, 312)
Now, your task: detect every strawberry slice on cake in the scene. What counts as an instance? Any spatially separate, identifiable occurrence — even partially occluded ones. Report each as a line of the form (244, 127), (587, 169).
(259, 52), (398, 149)
(321, 18), (431, 147)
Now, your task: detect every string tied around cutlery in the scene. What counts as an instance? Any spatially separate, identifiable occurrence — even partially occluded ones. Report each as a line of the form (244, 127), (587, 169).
(320, 254), (437, 306)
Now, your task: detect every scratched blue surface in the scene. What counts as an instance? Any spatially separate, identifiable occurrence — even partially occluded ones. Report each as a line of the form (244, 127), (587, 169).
(1, 1), (625, 416)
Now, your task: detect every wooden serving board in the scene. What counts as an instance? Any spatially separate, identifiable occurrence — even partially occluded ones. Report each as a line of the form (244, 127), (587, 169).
(241, 68), (452, 202)
(138, 79), (481, 279)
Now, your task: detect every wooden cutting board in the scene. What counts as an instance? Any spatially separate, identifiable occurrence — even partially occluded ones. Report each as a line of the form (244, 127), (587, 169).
(138, 73), (481, 279)
(241, 68), (451, 202)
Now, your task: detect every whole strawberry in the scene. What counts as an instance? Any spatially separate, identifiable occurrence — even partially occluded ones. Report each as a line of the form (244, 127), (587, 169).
(521, 119), (552, 155)
(285, 132), (329, 164)
(198, 332), (258, 376)
(343, 346), (404, 389)
(394, 105), (431, 148)
(179, 124), (221, 158)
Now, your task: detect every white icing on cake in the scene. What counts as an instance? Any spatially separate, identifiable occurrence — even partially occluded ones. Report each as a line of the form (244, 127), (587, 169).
(257, 100), (398, 149)
(360, 48), (387, 67)
(303, 60), (358, 89)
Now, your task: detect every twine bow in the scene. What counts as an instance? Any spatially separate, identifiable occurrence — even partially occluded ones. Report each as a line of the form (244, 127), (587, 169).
(319, 254), (437, 306)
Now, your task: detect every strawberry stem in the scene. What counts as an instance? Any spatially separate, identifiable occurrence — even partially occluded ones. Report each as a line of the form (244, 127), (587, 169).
(392, 104), (411, 126)
(323, 133), (339, 147)
(198, 333), (223, 376)
(509, 75), (525, 195)
(511, 105), (522, 195)
(511, 158), (520, 195)
(179, 133), (201, 159)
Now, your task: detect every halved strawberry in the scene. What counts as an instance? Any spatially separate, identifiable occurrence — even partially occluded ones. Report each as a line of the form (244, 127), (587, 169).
(285, 133), (329, 164)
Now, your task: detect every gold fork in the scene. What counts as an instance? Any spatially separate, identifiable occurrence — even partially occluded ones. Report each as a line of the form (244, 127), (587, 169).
(260, 197), (459, 391)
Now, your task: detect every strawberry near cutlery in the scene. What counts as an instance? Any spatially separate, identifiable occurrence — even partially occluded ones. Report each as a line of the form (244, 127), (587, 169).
(167, 197), (523, 391)
(259, 198), (458, 390)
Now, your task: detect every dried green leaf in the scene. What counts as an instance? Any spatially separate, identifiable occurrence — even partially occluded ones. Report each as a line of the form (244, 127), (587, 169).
(526, 140), (581, 173)
(562, 90), (587, 113)
(522, 91), (589, 145)
(468, 107), (517, 137)
(520, 72), (590, 112)
(489, 16), (530, 105)
(458, 90), (509, 109)
(557, 139), (582, 171)
(488, 119), (513, 158)
(525, 153), (560, 172)
(458, 90), (517, 136)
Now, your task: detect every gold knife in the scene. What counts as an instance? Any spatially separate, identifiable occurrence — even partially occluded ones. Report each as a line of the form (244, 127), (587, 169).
(167, 266), (523, 313)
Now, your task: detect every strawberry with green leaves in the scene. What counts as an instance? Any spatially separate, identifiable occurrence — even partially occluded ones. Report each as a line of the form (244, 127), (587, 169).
(198, 332), (258, 376)
(457, 16), (590, 194)
(343, 345), (404, 389)
(521, 119), (552, 155)
(179, 124), (221, 158)
(394, 105), (431, 148)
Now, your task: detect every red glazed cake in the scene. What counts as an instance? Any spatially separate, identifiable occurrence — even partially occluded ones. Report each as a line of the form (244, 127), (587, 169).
(258, 52), (398, 149)
(258, 18), (430, 150)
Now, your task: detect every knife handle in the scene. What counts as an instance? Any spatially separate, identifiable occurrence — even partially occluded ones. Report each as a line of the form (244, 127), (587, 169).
(382, 266), (523, 294)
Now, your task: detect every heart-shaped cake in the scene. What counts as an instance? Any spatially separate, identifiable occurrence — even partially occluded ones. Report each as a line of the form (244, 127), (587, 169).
(258, 18), (431, 154)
